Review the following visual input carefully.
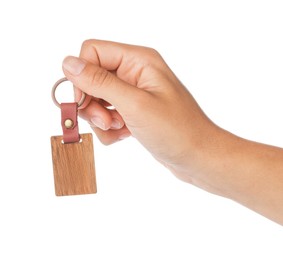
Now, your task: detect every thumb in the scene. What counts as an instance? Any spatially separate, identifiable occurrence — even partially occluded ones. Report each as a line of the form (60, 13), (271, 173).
(62, 56), (142, 113)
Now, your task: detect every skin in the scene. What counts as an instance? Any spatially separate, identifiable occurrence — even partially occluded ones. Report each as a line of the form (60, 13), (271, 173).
(62, 39), (283, 225)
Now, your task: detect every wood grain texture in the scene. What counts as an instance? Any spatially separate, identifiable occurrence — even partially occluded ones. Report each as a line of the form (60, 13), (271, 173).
(51, 133), (97, 196)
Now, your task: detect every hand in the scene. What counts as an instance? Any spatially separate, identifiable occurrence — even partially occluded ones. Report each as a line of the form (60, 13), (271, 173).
(63, 39), (283, 225)
(62, 40), (217, 183)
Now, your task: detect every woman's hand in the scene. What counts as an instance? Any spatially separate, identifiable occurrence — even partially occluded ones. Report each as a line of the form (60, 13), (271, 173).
(62, 40), (216, 181)
(63, 39), (283, 225)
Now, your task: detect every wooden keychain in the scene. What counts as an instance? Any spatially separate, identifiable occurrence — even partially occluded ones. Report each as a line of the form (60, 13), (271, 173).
(50, 77), (97, 196)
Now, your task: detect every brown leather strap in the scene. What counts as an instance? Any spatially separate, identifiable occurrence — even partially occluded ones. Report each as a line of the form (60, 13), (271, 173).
(61, 103), (80, 143)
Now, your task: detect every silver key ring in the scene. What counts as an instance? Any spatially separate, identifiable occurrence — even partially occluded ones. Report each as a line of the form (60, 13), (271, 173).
(51, 77), (86, 108)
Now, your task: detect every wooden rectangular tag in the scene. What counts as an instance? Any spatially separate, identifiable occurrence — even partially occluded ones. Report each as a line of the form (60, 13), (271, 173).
(51, 133), (97, 196)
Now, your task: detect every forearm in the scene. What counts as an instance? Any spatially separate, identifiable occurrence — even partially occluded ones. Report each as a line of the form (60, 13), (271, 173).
(220, 131), (283, 225)
(181, 126), (283, 225)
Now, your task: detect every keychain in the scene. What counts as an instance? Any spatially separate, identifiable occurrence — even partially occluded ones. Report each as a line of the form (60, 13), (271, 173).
(50, 77), (97, 196)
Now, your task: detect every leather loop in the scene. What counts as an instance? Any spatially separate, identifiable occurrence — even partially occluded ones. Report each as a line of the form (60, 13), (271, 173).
(61, 103), (80, 143)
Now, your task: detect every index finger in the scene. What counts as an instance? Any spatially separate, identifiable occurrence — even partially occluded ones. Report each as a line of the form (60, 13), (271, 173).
(79, 39), (162, 86)
(79, 39), (127, 69)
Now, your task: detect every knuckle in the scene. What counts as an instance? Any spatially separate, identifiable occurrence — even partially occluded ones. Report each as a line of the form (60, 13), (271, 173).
(143, 47), (162, 59)
(80, 39), (98, 57)
(101, 139), (113, 146)
(135, 47), (163, 69)
(98, 134), (114, 146)
(91, 127), (114, 145)
(81, 39), (94, 50)
(148, 47), (161, 57)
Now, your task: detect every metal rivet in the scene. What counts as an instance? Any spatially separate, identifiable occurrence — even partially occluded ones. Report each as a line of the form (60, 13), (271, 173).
(64, 119), (74, 129)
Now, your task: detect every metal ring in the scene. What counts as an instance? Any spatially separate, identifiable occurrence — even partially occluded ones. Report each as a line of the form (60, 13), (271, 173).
(51, 77), (86, 108)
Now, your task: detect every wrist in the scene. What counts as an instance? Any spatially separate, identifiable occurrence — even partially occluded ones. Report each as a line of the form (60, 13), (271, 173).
(168, 122), (232, 196)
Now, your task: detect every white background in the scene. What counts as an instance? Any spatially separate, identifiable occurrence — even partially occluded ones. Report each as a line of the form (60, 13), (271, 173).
(0, 0), (283, 259)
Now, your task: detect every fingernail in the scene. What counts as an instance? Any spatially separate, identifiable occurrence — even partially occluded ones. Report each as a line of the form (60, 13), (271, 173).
(63, 56), (86, 76)
(91, 117), (107, 130)
(110, 119), (122, 129)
